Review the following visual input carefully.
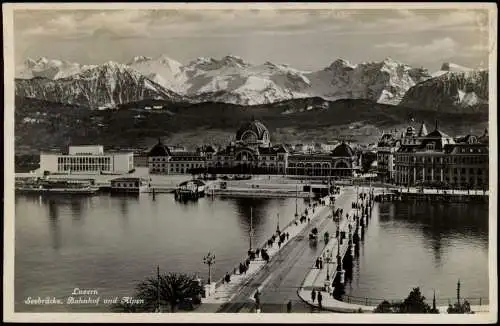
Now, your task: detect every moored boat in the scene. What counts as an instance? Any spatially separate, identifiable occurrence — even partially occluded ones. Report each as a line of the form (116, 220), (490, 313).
(15, 177), (99, 195)
(109, 177), (150, 194)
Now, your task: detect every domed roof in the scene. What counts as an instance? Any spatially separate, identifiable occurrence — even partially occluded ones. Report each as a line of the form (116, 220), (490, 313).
(331, 142), (355, 157)
(236, 119), (270, 142)
(148, 139), (171, 157)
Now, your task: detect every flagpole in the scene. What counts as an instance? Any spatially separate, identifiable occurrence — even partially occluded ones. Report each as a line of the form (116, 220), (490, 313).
(156, 265), (160, 312)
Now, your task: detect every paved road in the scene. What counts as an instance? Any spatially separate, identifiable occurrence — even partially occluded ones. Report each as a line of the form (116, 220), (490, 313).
(217, 187), (356, 313)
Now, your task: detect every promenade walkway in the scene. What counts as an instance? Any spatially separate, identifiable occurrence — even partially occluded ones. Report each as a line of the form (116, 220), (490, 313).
(197, 192), (336, 312)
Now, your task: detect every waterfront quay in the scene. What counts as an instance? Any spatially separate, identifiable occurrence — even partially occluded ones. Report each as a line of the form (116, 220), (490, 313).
(375, 187), (489, 203)
(194, 185), (490, 314)
(297, 187), (490, 314)
(197, 192), (335, 312)
(196, 186), (363, 313)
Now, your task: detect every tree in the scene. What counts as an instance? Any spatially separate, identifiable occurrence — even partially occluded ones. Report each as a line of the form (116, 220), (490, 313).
(447, 300), (472, 314)
(394, 287), (432, 313)
(373, 287), (438, 314)
(374, 300), (394, 313)
(113, 272), (203, 313)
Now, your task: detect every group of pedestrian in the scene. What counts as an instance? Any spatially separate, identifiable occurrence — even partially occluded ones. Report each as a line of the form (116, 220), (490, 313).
(277, 232), (290, 248)
(315, 256), (324, 269)
(222, 272), (231, 284)
(310, 288), (323, 308)
(261, 248), (270, 263)
(238, 259), (250, 275)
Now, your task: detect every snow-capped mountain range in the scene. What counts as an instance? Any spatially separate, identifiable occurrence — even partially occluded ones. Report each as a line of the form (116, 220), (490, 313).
(15, 61), (183, 109)
(15, 55), (488, 111)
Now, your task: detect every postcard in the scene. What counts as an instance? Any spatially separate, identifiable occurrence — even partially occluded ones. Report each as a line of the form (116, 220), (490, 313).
(3, 2), (497, 324)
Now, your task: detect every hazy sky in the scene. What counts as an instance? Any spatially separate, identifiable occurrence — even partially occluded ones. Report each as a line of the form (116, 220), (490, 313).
(13, 5), (492, 72)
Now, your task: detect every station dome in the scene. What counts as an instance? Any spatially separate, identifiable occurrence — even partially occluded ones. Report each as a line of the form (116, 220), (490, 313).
(331, 142), (355, 157)
(235, 119), (270, 146)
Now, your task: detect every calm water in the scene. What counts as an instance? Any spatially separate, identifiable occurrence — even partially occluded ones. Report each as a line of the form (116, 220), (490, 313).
(14, 193), (489, 310)
(15, 193), (303, 310)
(344, 201), (489, 306)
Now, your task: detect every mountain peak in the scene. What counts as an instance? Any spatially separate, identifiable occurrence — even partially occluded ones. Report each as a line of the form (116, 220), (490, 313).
(24, 58), (37, 68)
(221, 55), (248, 66)
(440, 62), (472, 72)
(382, 57), (397, 63)
(128, 56), (152, 65)
(102, 60), (125, 68)
(327, 58), (355, 70)
(36, 57), (49, 64)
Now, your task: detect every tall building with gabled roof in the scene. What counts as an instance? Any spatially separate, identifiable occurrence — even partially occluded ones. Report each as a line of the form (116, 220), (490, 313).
(394, 121), (488, 189)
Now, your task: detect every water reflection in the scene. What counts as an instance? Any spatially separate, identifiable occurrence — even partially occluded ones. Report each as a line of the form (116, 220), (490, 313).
(70, 198), (83, 221)
(234, 197), (271, 230)
(347, 201), (489, 302)
(47, 199), (61, 250)
(394, 201), (488, 240)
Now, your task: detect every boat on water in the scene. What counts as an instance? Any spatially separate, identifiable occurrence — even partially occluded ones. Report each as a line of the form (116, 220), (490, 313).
(15, 177), (99, 195)
(174, 179), (206, 201)
(109, 177), (150, 194)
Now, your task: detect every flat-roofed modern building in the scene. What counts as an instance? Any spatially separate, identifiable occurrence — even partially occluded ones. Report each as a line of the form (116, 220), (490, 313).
(40, 145), (134, 175)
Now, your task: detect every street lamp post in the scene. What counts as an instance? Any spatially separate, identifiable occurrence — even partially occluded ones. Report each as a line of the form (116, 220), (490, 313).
(249, 207), (256, 252)
(155, 265), (161, 313)
(276, 212), (280, 234)
(203, 251), (216, 284)
(295, 184), (299, 221)
(324, 249), (332, 281)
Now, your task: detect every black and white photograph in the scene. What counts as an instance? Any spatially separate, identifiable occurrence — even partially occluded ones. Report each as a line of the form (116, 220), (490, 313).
(3, 2), (497, 323)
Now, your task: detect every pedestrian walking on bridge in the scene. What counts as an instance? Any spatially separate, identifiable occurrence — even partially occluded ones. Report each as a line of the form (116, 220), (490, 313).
(318, 291), (323, 309)
(254, 289), (261, 310)
(311, 288), (316, 303)
(287, 300), (292, 313)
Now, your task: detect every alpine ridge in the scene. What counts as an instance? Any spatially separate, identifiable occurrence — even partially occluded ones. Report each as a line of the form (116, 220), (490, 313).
(400, 69), (488, 113)
(15, 61), (183, 109)
(15, 55), (488, 111)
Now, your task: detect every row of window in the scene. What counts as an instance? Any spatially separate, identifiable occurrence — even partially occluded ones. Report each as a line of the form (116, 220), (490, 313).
(151, 168), (187, 174)
(396, 155), (488, 164)
(397, 175), (485, 185)
(288, 163), (331, 168)
(57, 164), (111, 172)
(457, 147), (486, 154)
(150, 163), (204, 168)
(113, 182), (140, 188)
(57, 156), (111, 165)
(150, 157), (205, 162)
(397, 166), (486, 175)
(218, 156), (285, 161)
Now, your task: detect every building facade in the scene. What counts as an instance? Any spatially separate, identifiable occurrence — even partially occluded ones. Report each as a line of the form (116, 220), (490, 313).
(375, 126), (424, 183)
(147, 140), (212, 174)
(286, 142), (358, 177)
(394, 123), (489, 189)
(208, 120), (289, 174)
(146, 119), (359, 177)
(39, 145), (134, 174)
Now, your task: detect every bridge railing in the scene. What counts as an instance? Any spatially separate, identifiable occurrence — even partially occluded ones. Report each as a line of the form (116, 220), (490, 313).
(212, 195), (330, 290)
(341, 294), (489, 308)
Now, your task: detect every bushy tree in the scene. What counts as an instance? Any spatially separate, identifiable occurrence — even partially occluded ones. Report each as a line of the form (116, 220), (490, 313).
(447, 300), (472, 314)
(373, 300), (394, 313)
(394, 287), (432, 313)
(112, 272), (203, 313)
(373, 288), (438, 314)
